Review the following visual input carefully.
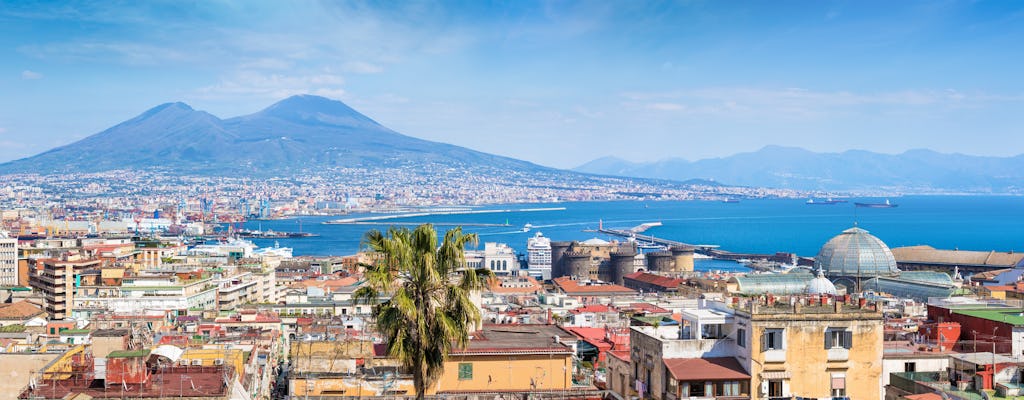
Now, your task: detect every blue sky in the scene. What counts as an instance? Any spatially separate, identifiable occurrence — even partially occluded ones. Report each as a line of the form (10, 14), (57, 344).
(1, 1), (1022, 168)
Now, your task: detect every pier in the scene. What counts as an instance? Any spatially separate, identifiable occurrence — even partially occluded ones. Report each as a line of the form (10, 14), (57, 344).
(598, 223), (797, 264)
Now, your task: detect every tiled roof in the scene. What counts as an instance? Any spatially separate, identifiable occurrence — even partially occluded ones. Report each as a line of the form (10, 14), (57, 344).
(608, 349), (630, 362)
(0, 301), (45, 320)
(450, 324), (574, 355)
(663, 357), (750, 381)
(569, 304), (615, 314)
(623, 272), (684, 289)
(552, 277), (636, 295)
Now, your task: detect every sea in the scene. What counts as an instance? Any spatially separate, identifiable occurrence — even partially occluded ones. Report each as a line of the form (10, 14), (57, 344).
(233, 196), (1024, 273)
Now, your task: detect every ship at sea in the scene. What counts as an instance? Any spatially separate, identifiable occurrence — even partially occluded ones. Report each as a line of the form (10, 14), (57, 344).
(805, 198), (848, 205)
(854, 199), (898, 208)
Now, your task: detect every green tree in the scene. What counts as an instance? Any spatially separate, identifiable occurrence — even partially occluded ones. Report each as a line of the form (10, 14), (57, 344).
(353, 224), (491, 399)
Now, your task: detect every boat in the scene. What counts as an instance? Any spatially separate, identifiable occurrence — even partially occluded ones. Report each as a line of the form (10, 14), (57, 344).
(854, 199), (898, 208)
(721, 198), (740, 203)
(522, 223), (533, 232)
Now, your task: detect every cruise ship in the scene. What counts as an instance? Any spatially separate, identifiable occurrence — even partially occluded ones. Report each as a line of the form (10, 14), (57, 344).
(526, 232), (552, 280)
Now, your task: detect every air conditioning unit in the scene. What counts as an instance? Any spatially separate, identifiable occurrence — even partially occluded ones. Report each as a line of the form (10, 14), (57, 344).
(192, 359), (203, 366)
(213, 359), (224, 365)
(178, 359), (189, 366)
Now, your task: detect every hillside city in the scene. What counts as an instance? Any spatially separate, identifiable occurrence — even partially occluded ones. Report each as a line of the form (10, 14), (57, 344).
(0, 164), (1020, 400)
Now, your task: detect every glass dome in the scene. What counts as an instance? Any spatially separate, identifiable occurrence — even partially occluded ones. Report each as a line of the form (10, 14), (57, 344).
(815, 226), (899, 278)
(806, 268), (838, 295)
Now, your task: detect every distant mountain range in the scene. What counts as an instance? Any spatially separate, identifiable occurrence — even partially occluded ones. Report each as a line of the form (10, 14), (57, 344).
(0, 95), (549, 175)
(574, 146), (1024, 193)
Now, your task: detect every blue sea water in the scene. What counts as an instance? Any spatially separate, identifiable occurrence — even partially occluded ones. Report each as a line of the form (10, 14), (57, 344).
(236, 196), (1024, 271)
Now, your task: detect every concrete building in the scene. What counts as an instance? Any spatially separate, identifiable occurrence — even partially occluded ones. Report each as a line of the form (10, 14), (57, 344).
(0, 231), (16, 286)
(737, 298), (885, 400)
(28, 255), (102, 319)
(466, 242), (520, 276)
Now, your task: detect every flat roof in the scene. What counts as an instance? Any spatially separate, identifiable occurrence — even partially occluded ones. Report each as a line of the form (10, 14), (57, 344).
(950, 352), (1017, 365)
(954, 309), (1024, 326)
(451, 324), (574, 355)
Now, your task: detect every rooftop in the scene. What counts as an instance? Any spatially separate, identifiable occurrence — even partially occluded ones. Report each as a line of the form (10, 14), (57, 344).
(953, 309), (1024, 326)
(552, 277), (636, 296)
(663, 357), (750, 381)
(452, 324), (574, 355)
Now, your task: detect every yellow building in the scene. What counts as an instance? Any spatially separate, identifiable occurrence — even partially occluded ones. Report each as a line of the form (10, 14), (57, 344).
(288, 325), (577, 397)
(738, 299), (884, 400)
(435, 325), (574, 393)
(180, 347), (246, 378)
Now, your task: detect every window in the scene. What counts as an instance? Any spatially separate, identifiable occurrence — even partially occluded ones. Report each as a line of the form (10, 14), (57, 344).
(689, 381), (705, 397)
(737, 328), (746, 348)
(458, 363), (473, 380)
(762, 329), (784, 351)
(720, 381), (741, 397)
(904, 362), (916, 372)
(768, 380), (784, 397)
(831, 375), (846, 397)
(825, 328), (853, 349)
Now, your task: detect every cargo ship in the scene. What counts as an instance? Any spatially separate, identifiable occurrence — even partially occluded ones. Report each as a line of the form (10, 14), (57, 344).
(854, 199), (898, 208)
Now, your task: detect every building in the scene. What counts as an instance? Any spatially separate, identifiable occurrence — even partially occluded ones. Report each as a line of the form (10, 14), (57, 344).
(892, 245), (1024, 275)
(28, 255), (102, 319)
(629, 300), (749, 400)
(550, 239), (638, 282)
(466, 242), (520, 276)
(737, 297), (885, 400)
(0, 231), (16, 286)
(623, 271), (685, 294)
(527, 232), (553, 280)
(552, 276), (637, 303)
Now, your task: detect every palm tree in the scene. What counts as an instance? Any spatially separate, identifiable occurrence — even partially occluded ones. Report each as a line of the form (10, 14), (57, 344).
(353, 224), (491, 399)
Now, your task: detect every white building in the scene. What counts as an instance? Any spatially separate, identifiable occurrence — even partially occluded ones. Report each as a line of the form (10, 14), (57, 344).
(527, 232), (552, 280)
(0, 231), (17, 286)
(466, 242), (520, 276)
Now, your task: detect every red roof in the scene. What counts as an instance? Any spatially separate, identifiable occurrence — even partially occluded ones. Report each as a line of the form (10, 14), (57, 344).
(663, 357), (750, 381)
(553, 277), (636, 296)
(905, 394), (944, 400)
(623, 272), (685, 289)
(608, 349), (630, 362)
(569, 304), (615, 314)
(626, 302), (671, 314)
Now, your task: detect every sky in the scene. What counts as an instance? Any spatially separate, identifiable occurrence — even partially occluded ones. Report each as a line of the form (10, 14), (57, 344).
(1, 1), (1023, 169)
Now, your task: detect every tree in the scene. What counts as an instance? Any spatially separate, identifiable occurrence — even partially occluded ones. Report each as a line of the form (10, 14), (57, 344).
(353, 224), (491, 399)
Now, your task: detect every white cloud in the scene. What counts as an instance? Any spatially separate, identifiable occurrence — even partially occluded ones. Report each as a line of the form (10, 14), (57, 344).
(194, 71), (346, 100)
(342, 61), (383, 74)
(21, 70), (42, 79)
(646, 102), (686, 111)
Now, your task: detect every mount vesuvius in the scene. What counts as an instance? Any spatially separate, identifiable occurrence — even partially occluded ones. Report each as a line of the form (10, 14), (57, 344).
(0, 95), (550, 175)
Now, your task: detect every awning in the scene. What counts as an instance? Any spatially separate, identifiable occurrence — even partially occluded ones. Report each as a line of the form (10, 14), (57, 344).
(760, 371), (792, 380)
(663, 357), (750, 381)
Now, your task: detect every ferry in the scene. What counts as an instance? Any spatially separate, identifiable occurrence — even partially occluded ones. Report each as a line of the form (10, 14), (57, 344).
(721, 198), (740, 203)
(854, 199), (898, 208)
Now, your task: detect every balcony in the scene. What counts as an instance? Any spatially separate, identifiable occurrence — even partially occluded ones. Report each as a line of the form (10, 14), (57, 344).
(827, 347), (849, 362)
(764, 349), (786, 363)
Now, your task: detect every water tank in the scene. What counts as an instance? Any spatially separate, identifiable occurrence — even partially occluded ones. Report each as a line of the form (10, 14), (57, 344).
(564, 251), (592, 280)
(670, 246), (695, 272)
(646, 251), (675, 272)
(550, 241), (574, 278)
(610, 247), (638, 285)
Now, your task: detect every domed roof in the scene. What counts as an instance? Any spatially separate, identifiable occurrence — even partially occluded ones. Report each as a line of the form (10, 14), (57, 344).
(815, 226), (899, 278)
(806, 268), (838, 295)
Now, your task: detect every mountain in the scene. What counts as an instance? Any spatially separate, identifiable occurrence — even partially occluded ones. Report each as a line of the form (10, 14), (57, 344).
(0, 95), (549, 175)
(574, 146), (1024, 193)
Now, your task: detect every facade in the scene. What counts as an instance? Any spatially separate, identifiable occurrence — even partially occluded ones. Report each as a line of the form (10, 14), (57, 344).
(466, 242), (520, 276)
(28, 255), (102, 319)
(736, 299), (885, 400)
(0, 232), (16, 286)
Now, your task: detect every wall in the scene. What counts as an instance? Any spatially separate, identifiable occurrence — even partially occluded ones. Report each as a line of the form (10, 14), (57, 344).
(743, 309), (884, 400)
(435, 353), (572, 393)
(881, 356), (948, 386)
(0, 353), (63, 400)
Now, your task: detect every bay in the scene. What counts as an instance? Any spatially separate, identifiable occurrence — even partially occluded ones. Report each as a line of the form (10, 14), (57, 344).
(236, 196), (1024, 265)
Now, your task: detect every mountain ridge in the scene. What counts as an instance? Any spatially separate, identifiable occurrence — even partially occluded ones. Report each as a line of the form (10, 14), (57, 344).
(0, 95), (551, 176)
(574, 146), (1024, 192)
